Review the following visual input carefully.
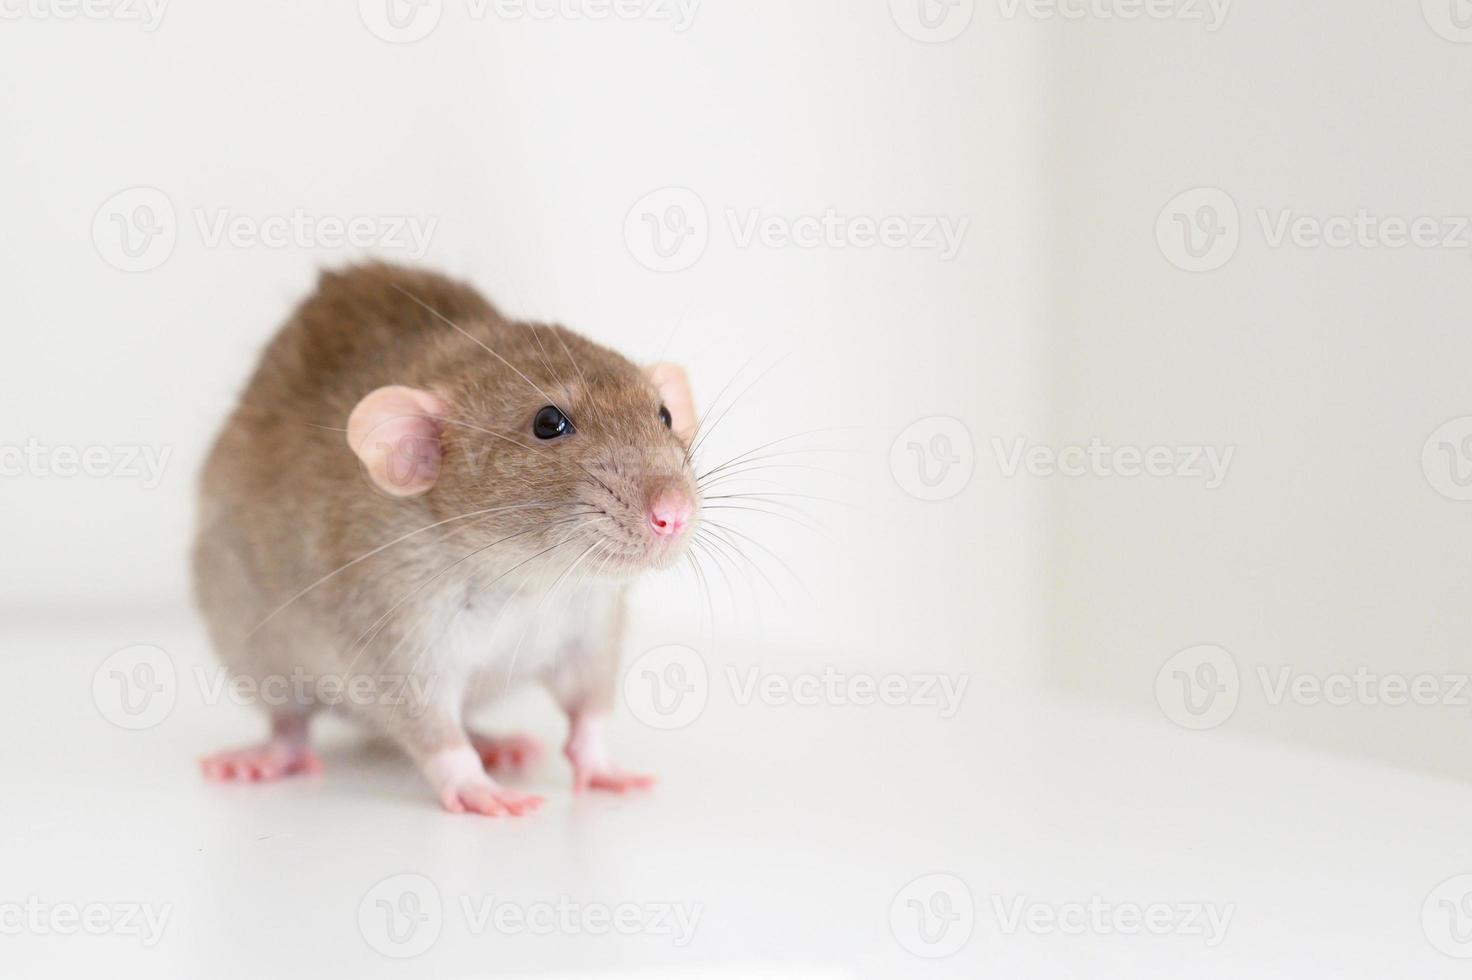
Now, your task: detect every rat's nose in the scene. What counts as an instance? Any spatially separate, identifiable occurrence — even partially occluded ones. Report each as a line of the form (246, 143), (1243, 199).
(647, 489), (693, 539)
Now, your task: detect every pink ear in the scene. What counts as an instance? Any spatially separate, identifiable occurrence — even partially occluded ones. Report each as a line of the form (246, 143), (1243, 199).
(645, 363), (696, 444)
(346, 385), (449, 497)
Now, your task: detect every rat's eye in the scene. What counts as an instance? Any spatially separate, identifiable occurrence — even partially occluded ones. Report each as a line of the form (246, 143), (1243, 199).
(658, 405), (673, 429)
(532, 405), (574, 440)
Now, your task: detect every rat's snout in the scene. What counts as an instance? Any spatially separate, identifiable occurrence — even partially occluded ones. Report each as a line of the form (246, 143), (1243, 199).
(647, 487), (693, 540)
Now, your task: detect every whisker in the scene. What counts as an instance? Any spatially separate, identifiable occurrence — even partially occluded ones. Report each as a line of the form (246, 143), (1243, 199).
(689, 353), (791, 463)
(700, 519), (809, 601)
(391, 284), (572, 421)
(679, 353), (758, 468)
(246, 501), (569, 636)
(684, 548), (716, 629)
(340, 514), (598, 675)
(698, 461), (856, 488)
(696, 427), (866, 483)
(700, 502), (831, 540)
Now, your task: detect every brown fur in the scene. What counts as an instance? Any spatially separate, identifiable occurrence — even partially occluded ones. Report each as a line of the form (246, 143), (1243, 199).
(193, 261), (698, 791)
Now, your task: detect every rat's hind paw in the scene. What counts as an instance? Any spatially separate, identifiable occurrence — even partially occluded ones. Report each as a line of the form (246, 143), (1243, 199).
(467, 731), (543, 774)
(573, 768), (656, 794)
(200, 741), (322, 782)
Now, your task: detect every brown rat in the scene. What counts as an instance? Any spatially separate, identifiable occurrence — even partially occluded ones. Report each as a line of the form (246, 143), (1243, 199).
(192, 261), (700, 816)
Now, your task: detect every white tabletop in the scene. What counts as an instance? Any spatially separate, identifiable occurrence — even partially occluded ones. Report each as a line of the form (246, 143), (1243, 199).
(2, 616), (1467, 979)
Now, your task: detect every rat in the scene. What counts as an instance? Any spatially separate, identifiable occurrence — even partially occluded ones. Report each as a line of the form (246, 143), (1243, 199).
(191, 261), (701, 816)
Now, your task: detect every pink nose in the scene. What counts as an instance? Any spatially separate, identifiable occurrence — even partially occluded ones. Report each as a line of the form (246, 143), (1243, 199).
(647, 489), (693, 538)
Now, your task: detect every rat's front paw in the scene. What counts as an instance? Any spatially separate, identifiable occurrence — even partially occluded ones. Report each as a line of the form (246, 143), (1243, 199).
(438, 775), (545, 817)
(424, 745), (544, 817)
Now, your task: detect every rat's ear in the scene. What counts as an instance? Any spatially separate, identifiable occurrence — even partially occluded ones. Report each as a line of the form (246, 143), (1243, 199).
(645, 362), (696, 444)
(346, 385), (449, 498)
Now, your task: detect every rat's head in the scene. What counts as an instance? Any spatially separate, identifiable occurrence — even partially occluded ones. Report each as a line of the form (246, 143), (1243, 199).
(345, 323), (700, 578)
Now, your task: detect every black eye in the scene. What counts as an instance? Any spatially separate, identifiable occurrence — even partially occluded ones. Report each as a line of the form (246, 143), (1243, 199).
(658, 405), (673, 429)
(533, 405), (574, 440)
